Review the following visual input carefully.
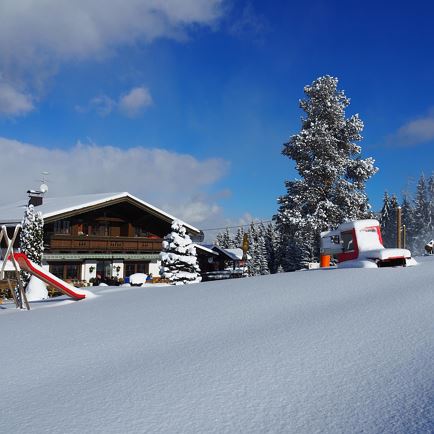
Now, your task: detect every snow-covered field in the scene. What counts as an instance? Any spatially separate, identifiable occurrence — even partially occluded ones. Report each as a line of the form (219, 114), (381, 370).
(1, 258), (434, 433)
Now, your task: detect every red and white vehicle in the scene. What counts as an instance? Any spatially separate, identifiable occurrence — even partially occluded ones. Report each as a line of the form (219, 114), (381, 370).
(321, 219), (416, 268)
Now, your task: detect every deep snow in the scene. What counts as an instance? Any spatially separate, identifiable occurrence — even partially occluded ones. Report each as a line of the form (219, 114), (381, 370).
(1, 258), (433, 433)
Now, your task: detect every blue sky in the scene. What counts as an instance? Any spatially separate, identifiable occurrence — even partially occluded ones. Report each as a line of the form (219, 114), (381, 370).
(1, 0), (434, 234)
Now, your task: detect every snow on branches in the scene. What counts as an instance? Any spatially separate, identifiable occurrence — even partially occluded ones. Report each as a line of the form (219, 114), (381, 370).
(160, 220), (202, 284)
(275, 75), (378, 269)
(20, 204), (44, 285)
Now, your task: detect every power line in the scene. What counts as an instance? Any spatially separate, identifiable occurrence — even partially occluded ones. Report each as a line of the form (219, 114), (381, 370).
(200, 219), (274, 232)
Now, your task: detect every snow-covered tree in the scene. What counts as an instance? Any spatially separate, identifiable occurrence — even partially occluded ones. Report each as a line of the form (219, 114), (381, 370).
(246, 222), (258, 276)
(264, 223), (279, 274)
(380, 192), (398, 248)
(20, 204), (44, 285)
(275, 75), (378, 269)
(215, 227), (234, 249)
(160, 220), (201, 284)
(234, 227), (245, 249)
(252, 223), (269, 276)
(244, 222), (270, 276)
(380, 192), (391, 226)
(412, 174), (430, 253)
(401, 194), (415, 251)
(427, 174), (434, 237)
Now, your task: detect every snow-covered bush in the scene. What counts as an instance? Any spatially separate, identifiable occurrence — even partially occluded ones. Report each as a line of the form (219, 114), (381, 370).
(160, 220), (201, 284)
(26, 275), (48, 301)
(129, 273), (148, 286)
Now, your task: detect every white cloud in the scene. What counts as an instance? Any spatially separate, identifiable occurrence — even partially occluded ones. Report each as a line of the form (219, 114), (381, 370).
(0, 0), (223, 116)
(0, 0), (222, 62)
(119, 87), (153, 117)
(228, 2), (268, 43)
(0, 82), (34, 116)
(89, 95), (116, 117)
(78, 86), (153, 117)
(388, 110), (434, 146)
(0, 137), (229, 225)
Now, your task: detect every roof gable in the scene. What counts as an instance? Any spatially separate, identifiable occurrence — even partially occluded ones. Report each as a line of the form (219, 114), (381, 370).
(0, 192), (200, 234)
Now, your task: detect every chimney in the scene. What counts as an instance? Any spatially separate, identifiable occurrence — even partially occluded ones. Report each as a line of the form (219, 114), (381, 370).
(27, 190), (43, 207)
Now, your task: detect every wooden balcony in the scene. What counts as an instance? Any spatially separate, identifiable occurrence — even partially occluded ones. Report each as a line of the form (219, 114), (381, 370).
(46, 235), (163, 253)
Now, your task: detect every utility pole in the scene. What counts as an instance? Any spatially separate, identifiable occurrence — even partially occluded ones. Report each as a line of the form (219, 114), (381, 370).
(396, 206), (402, 248)
(402, 224), (406, 249)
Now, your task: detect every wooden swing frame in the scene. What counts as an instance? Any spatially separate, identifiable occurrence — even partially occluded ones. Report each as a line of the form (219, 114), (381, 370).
(0, 225), (29, 310)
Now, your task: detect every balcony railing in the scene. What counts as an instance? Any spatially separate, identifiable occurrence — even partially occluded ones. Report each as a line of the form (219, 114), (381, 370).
(46, 235), (163, 252)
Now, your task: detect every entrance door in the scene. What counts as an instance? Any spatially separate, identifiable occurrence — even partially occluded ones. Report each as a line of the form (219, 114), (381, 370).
(124, 261), (149, 277)
(96, 261), (112, 280)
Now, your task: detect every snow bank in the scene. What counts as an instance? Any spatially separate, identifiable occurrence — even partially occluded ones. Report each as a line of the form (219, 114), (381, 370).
(25, 275), (48, 301)
(129, 273), (147, 286)
(1, 257), (433, 433)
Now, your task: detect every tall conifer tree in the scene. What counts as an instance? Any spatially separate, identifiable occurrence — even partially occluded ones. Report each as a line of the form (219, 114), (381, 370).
(275, 76), (377, 268)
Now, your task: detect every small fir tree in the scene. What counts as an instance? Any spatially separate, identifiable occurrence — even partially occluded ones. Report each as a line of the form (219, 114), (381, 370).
(215, 227), (234, 248)
(380, 191), (391, 227)
(412, 174), (430, 253)
(20, 204), (44, 285)
(160, 220), (201, 284)
(246, 222), (257, 276)
(380, 192), (398, 248)
(400, 194), (414, 251)
(257, 232), (270, 275)
(264, 223), (279, 274)
(234, 227), (245, 249)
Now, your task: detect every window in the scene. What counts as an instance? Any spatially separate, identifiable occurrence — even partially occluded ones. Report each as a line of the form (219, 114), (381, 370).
(50, 264), (64, 279)
(92, 222), (109, 236)
(53, 220), (70, 234)
(66, 263), (80, 280)
(342, 232), (355, 252)
(49, 262), (81, 280)
(134, 225), (151, 237)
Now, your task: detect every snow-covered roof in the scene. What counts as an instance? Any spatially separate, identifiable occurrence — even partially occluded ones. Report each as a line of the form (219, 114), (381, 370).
(212, 246), (250, 261)
(0, 192), (200, 234)
(337, 219), (380, 232)
(194, 244), (219, 255)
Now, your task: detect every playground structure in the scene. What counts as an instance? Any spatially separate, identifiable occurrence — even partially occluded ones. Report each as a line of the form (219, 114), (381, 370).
(321, 219), (416, 268)
(1, 225), (86, 309)
(0, 225), (29, 309)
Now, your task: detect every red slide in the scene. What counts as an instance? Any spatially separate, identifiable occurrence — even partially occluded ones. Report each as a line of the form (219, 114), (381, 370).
(14, 253), (86, 300)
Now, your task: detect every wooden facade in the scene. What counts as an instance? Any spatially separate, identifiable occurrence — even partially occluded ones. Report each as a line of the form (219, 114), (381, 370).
(40, 198), (180, 282)
(48, 235), (162, 253)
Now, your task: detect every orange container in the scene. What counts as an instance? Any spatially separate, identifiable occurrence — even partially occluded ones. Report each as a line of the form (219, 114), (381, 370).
(320, 254), (331, 268)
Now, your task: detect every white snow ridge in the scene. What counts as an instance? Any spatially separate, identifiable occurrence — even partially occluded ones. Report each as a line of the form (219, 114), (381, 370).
(1, 256), (433, 433)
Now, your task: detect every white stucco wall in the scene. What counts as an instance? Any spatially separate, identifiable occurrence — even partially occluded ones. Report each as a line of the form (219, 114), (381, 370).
(149, 260), (160, 277)
(82, 260), (97, 282)
(112, 259), (124, 279)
